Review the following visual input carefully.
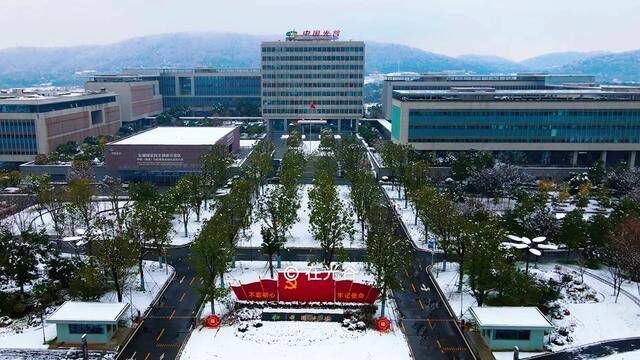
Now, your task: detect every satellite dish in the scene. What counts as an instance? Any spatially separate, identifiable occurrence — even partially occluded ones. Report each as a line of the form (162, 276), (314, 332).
(532, 236), (546, 243)
(529, 248), (542, 256)
(538, 244), (559, 250)
(507, 235), (522, 242)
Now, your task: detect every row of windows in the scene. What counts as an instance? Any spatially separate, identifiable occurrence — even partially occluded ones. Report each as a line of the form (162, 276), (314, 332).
(193, 77), (261, 96)
(68, 323), (103, 334)
(262, 91), (363, 97)
(262, 64), (363, 70)
(0, 134), (38, 155)
(404, 109), (640, 145)
(269, 118), (358, 132)
(407, 137), (640, 143)
(163, 96), (261, 109)
(0, 119), (36, 135)
(262, 46), (364, 53)
(159, 76), (176, 96)
(0, 97), (116, 114)
(262, 82), (362, 88)
(264, 100), (362, 106)
(262, 56), (364, 62)
(264, 108), (362, 114)
(263, 73), (363, 80)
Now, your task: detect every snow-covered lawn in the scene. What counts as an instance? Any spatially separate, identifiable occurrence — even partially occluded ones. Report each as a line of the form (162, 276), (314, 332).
(432, 262), (640, 359)
(2, 199), (217, 246)
(180, 261), (411, 360)
(237, 184), (364, 249)
(382, 184), (433, 251)
(0, 260), (173, 349)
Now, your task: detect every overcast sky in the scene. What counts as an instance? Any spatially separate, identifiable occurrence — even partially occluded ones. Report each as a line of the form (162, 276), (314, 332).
(2, 0), (638, 60)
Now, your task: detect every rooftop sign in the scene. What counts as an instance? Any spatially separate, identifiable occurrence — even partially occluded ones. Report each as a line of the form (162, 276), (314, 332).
(286, 29), (340, 41)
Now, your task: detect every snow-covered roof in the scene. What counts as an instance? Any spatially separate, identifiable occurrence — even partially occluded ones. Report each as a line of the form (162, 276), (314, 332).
(47, 301), (130, 324)
(110, 126), (236, 146)
(470, 307), (553, 330)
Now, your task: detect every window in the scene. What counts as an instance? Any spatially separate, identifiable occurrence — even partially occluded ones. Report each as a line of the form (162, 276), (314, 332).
(179, 77), (192, 96)
(90, 110), (103, 125)
(68, 323), (104, 334)
(493, 329), (530, 340)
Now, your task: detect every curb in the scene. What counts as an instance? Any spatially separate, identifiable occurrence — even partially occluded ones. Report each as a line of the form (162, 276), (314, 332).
(115, 264), (176, 360)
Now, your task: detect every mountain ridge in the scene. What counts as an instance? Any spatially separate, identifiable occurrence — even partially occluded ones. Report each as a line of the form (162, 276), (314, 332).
(0, 32), (638, 88)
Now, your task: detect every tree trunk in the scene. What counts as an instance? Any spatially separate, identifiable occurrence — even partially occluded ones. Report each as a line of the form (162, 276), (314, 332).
(268, 255), (274, 279)
(380, 289), (387, 317)
(138, 257), (145, 291)
(113, 269), (123, 302)
(183, 214), (189, 237)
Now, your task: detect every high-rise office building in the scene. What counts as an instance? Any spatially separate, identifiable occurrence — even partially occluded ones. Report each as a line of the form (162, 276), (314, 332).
(261, 30), (365, 136)
(0, 89), (121, 164)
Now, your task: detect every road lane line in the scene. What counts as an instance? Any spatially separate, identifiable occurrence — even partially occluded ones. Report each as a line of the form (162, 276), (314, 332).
(169, 309), (176, 320)
(179, 292), (186, 302)
(189, 277), (196, 286)
(410, 283), (417, 293)
(144, 353), (151, 360)
(436, 339), (443, 353)
(417, 299), (425, 310)
(179, 275), (186, 284)
(156, 328), (165, 342)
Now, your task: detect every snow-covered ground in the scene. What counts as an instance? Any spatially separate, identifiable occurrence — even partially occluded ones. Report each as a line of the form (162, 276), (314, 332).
(2, 199), (216, 246)
(599, 349), (640, 359)
(383, 184), (432, 251)
(237, 184), (364, 249)
(180, 261), (411, 360)
(0, 261), (173, 349)
(432, 262), (640, 359)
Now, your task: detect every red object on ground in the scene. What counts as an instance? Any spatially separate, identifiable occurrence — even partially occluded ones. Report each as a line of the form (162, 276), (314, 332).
(230, 272), (380, 304)
(205, 315), (221, 328)
(376, 317), (391, 332)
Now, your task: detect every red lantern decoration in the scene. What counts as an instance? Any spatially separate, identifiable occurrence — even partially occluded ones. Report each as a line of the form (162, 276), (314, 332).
(376, 317), (391, 332)
(205, 315), (221, 328)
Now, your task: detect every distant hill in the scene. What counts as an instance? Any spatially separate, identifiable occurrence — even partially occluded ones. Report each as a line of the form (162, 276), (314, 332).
(0, 32), (637, 88)
(520, 51), (611, 70)
(558, 50), (640, 83)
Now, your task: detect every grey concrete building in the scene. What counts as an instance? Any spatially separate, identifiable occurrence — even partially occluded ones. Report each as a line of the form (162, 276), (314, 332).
(0, 89), (121, 164)
(261, 30), (364, 137)
(85, 75), (162, 128)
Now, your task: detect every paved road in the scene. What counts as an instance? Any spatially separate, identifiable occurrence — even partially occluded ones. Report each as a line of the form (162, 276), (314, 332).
(531, 337), (640, 359)
(118, 247), (202, 360)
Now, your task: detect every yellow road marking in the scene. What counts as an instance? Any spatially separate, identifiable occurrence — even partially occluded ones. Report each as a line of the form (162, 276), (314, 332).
(144, 353), (151, 360)
(189, 277), (196, 286)
(156, 328), (165, 342)
(436, 339), (444, 353)
(417, 299), (425, 310)
(179, 292), (186, 302)
(411, 283), (417, 293)
(169, 309), (176, 320)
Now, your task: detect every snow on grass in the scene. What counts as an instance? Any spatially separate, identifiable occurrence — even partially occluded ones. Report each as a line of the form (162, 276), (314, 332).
(238, 184), (364, 249)
(382, 184), (433, 251)
(432, 262), (476, 319)
(181, 261), (410, 360)
(434, 261), (640, 356)
(537, 264), (640, 351)
(3, 199), (216, 246)
(0, 260), (173, 349)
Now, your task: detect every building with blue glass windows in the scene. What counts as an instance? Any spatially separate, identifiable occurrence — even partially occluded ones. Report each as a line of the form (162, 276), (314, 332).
(0, 89), (121, 164)
(382, 73), (596, 121)
(391, 87), (640, 167)
(261, 31), (365, 137)
(122, 68), (262, 116)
